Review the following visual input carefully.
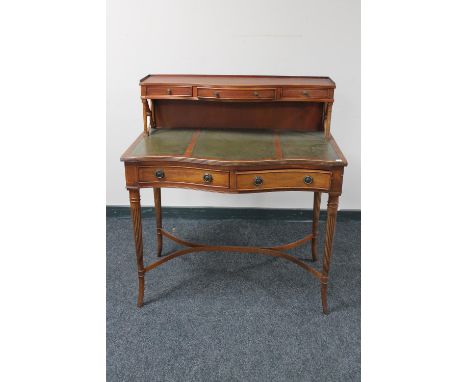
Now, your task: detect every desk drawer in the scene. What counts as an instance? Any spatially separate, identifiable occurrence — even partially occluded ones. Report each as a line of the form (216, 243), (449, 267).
(236, 170), (331, 191)
(281, 87), (330, 100)
(145, 85), (192, 98)
(197, 87), (276, 100)
(138, 166), (230, 188)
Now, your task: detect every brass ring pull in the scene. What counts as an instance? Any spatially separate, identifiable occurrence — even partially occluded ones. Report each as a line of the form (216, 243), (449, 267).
(254, 176), (263, 186)
(302, 90), (309, 96)
(214, 91), (220, 98)
(304, 175), (313, 184)
(203, 173), (213, 183)
(253, 91), (259, 97)
(167, 88), (172, 95)
(155, 169), (165, 179)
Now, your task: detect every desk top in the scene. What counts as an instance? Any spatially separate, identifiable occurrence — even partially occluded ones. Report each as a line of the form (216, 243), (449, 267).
(121, 128), (346, 167)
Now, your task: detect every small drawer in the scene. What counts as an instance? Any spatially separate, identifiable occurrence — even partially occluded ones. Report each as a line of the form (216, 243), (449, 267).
(197, 87), (276, 100)
(281, 87), (330, 100)
(145, 85), (192, 98)
(138, 166), (230, 188)
(236, 170), (331, 191)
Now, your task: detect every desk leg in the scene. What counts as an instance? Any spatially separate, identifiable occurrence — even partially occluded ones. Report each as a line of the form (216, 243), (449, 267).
(153, 187), (163, 257)
(311, 192), (321, 262)
(129, 189), (145, 307)
(321, 194), (339, 314)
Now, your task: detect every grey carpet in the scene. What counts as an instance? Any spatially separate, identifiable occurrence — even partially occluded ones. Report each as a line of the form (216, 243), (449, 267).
(107, 214), (360, 382)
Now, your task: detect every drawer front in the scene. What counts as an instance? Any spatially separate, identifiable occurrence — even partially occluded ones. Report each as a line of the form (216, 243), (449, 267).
(145, 85), (193, 98)
(281, 87), (330, 100)
(197, 87), (276, 100)
(138, 166), (230, 188)
(236, 170), (331, 191)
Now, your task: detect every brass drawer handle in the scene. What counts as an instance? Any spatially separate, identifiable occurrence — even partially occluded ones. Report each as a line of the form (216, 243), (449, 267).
(253, 176), (263, 186)
(302, 90), (309, 96)
(203, 173), (213, 183)
(214, 91), (220, 98)
(166, 88), (172, 95)
(253, 91), (259, 97)
(304, 175), (313, 184)
(155, 169), (165, 179)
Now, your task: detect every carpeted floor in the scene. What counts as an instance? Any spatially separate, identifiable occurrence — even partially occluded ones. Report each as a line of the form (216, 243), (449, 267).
(107, 212), (360, 381)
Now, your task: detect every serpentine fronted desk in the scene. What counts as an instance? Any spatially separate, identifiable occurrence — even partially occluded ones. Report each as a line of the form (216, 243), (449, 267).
(121, 75), (347, 314)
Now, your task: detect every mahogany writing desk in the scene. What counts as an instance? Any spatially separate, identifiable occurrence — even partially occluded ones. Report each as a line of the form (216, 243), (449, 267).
(121, 75), (347, 314)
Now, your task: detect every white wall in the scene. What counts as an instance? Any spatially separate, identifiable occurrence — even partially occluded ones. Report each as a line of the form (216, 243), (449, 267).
(107, 0), (360, 209)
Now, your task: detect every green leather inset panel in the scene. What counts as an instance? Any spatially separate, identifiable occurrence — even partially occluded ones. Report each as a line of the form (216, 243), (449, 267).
(131, 129), (194, 156)
(192, 129), (276, 160)
(280, 131), (339, 160)
(128, 128), (340, 162)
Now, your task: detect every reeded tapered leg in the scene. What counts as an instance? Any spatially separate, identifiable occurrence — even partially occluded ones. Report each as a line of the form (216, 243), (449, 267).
(129, 189), (145, 307)
(153, 187), (163, 257)
(321, 193), (339, 314)
(311, 192), (321, 262)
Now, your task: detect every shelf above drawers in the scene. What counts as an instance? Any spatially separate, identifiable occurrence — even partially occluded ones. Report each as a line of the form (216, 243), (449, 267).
(140, 76), (335, 102)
